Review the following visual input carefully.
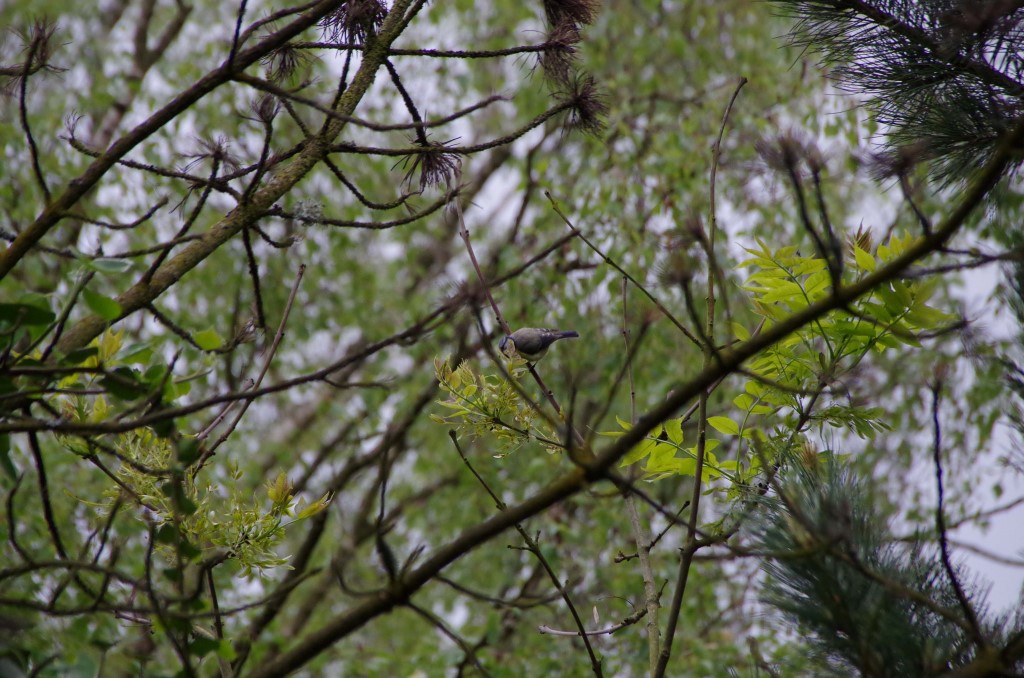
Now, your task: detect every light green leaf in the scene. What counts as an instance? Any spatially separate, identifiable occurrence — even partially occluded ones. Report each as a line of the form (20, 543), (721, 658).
(216, 638), (237, 661)
(804, 270), (831, 298)
(644, 443), (677, 474)
(674, 457), (697, 477)
(194, 329), (225, 351)
(792, 258), (826, 275)
(707, 416), (740, 435)
(760, 281), (804, 303)
(853, 245), (876, 272)
(620, 438), (656, 466)
(87, 258), (133, 274)
(119, 342), (153, 365)
(664, 417), (683, 445)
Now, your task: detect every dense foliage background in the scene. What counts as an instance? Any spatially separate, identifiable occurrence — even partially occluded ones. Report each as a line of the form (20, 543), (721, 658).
(1, 0), (1022, 676)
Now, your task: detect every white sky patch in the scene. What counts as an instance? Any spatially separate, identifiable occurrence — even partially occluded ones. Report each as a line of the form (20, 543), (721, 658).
(950, 263), (1024, 611)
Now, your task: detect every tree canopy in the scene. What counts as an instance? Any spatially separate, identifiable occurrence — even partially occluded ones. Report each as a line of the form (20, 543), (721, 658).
(1, 0), (1023, 676)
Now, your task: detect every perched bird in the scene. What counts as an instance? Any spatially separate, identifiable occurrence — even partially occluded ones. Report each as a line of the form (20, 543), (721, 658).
(499, 327), (579, 363)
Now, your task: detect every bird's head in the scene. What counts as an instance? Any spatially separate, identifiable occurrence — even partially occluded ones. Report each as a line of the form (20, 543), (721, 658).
(498, 334), (514, 356)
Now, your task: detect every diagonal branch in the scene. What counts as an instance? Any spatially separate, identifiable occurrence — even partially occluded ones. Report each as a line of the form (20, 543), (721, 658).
(244, 115), (1024, 678)
(51, 0), (418, 355)
(0, 0), (352, 280)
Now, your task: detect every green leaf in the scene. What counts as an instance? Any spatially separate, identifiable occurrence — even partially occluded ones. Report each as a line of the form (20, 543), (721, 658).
(143, 364), (169, 385)
(119, 342), (153, 364)
(0, 302), (55, 327)
(904, 304), (956, 328)
(194, 329), (225, 351)
(59, 346), (99, 365)
(161, 567), (184, 583)
(707, 416), (740, 435)
(156, 524), (179, 544)
(176, 439), (201, 465)
(161, 480), (199, 516)
(179, 539), (202, 559)
(86, 258), (133, 274)
(804, 270), (831, 298)
(860, 301), (894, 323)
(216, 638), (237, 661)
(792, 258), (826, 275)
(875, 284), (904, 316)
(674, 457), (697, 477)
(891, 280), (914, 306)
(644, 443), (678, 475)
(99, 366), (147, 401)
(82, 289), (122, 321)
(853, 245), (876, 272)
(151, 414), (177, 438)
(664, 417), (683, 444)
(167, 379), (191, 399)
(760, 280), (804, 304)
(620, 437), (656, 466)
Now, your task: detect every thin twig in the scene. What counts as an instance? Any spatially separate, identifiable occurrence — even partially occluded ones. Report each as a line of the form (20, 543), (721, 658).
(228, 0), (249, 69)
(246, 117), (1024, 678)
(4, 233), (575, 437)
(546, 193), (700, 348)
(451, 176), (509, 336)
(448, 432), (604, 677)
(407, 602), (493, 677)
(930, 379), (984, 646)
(27, 430), (68, 560)
(451, 171), (585, 450)
(704, 77), (746, 332)
(207, 569), (231, 678)
(19, 32), (50, 203)
(200, 263), (306, 461)
(538, 605), (649, 637)
(656, 76), (744, 678)
(619, 274), (661, 673)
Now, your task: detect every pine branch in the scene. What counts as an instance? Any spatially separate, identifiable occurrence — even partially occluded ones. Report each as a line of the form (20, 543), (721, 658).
(770, 0), (1024, 183)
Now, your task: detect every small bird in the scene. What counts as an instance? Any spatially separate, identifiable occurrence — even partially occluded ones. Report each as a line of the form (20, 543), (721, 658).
(499, 327), (579, 363)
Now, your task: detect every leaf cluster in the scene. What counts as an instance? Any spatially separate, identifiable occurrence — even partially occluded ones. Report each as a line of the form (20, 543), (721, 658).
(432, 357), (565, 456)
(588, 233), (956, 496)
